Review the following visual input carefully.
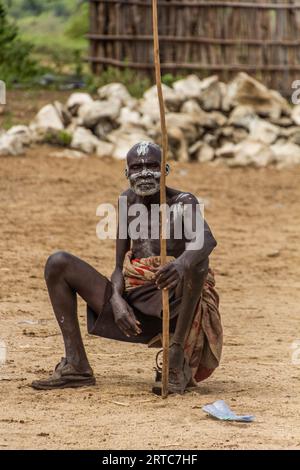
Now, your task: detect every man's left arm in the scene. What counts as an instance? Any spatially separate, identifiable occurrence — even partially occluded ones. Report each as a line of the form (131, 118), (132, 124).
(155, 193), (217, 290)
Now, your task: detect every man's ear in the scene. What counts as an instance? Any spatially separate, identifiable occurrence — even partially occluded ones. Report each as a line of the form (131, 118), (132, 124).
(165, 163), (170, 175)
(125, 167), (129, 178)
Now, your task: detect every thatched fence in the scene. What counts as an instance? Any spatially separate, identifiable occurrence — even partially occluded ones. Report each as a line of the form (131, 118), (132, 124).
(87, 0), (300, 94)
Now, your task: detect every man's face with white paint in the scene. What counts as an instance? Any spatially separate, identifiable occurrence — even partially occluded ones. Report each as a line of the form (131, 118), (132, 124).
(126, 142), (162, 196)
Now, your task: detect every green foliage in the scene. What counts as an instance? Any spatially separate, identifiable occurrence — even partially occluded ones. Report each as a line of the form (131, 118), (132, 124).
(0, 2), (39, 85)
(65, 2), (88, 40)
(3, 0), (76, 19)
(43, 129), (72, 147)
(162, 73), (184, 88)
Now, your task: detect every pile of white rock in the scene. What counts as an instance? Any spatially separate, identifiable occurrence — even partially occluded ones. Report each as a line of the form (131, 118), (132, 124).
(1, 72), (300, 168)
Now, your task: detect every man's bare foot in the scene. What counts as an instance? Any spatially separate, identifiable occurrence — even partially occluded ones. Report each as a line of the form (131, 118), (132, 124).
(31, 357), (96, 390)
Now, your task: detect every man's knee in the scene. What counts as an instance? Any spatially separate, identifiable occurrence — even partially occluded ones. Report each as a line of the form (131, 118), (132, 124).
(44, 251), (72, 282)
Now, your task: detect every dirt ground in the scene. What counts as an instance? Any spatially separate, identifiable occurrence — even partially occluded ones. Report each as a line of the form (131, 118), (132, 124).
(1, 140), (300, 449)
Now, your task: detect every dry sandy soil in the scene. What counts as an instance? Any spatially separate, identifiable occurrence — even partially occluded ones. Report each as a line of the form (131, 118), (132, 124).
(1, 94), (300, 449)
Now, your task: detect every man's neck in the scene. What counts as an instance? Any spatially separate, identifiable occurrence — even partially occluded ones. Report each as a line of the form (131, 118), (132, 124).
(136, 190), (161, 206)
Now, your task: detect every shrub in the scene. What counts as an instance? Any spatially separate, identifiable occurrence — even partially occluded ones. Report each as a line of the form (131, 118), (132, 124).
(0, 2), (39, 85)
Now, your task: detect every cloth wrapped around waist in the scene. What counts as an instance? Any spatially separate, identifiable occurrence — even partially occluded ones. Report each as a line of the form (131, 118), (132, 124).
(123, 251), (223, 383)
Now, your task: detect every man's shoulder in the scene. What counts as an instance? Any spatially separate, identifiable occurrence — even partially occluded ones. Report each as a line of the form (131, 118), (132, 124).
(168, 188), (199, 205)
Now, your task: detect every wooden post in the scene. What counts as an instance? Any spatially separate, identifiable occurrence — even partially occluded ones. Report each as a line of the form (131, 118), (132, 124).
(151, 0), (170, 399)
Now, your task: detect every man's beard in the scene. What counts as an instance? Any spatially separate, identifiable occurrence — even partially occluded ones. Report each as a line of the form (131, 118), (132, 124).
(129, 172), (161, 196)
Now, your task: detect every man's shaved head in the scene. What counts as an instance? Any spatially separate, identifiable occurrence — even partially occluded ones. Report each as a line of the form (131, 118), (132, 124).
(126, 141), (161, 164)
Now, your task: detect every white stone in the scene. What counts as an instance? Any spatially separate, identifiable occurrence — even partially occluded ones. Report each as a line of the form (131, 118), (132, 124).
(166, 113), (199, 142)
(107, 126), (152, 160)
(143, 84), (183, 112)
(30, 104), (64, 140)
(173, 75), (203, 101)
(249, 118), (279, 145)
(228, 105), (257, 130)
(208, 111), (227, 127)
(97, 83), (136, 108)
(224, 72), (290, 119)
(139, 98), (160, 125)
(291, 105), (300, 126)
(196, 143), (215, 162)
(227, 139), (275, 167)
(78, 99), (121, 128)
(118, 107), (141, 126)
(0, 133), (24, 156)
(198, 75), (222, 111)
(168, 127), (189, 162)
(54, 101), (72, 127)
(270, 142), (300, 168)
(71, 127), (100, 154)
(7, 125), (32, 146)
(66, 93), (94, 114)
(215, 142), (236, 159)
(96, 141), (114, 158)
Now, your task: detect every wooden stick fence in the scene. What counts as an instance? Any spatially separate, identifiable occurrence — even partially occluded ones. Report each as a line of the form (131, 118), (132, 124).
(87, 0), (300, 94)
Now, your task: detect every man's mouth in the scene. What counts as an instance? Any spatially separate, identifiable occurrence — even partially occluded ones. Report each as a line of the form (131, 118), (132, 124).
(136, 179), (156, 188)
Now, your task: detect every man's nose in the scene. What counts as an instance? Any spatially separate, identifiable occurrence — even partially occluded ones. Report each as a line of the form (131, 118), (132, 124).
(141, 167), (152, 176)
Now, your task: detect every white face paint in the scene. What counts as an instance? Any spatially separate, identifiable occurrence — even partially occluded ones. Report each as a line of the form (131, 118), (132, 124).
(136, 141), (151, 157)
(129, 168), (161, 196)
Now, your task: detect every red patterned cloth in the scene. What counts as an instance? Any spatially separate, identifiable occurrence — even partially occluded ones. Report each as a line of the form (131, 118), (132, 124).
(123, 251), (223, 383)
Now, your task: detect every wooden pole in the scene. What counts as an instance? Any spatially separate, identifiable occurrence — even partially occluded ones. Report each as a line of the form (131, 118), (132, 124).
(151, 0), (170, 399)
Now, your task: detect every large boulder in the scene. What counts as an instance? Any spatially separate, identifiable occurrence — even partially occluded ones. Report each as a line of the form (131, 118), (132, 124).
(270, 142), (300, 168)
(166, 113), (199, 142)
(248, 118), (279, 145)
(143, 84), (183, 112)
(66, 93), (94, 116)
(189, 141), (214, 162)
(97, 82), (136, 108)
(228, 105), (257, 129)
(0, 132), (24, 156)
(291, 105), (300, 125)
(174, 74), (222, 110)
(198, 75), (222, 111)
(107, 125), (152, 160)
(180, 100), (219, 128)
(78, 99), (121, 129)
(30, 104), (64, 142)
(224, 72), (290, 119)
(96, 141), (114, 158)
(6, 125), (32, 146)
(173, 75), (203, 101)
(118, 107), (141, 127)
(139, 98), (160, 125)
(71, 127), (100, 154)
(216, 139), (275, 167)
(54, 101), (72, 127)
(229, 140), (275, 167)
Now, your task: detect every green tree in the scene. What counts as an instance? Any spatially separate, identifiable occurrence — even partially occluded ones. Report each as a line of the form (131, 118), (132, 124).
(0, 2), (39, 84)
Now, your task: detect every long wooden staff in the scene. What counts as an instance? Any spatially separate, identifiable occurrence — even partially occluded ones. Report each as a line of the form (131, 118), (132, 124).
(152, 0), (170, 398)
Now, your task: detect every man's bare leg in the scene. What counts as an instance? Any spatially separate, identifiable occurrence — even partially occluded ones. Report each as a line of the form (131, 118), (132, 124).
(32, 251), (109, 388)
(162, 259), (209, 393)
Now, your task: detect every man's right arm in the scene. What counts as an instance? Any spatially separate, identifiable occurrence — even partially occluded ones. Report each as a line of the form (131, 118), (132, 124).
(110, 193), (141, 337)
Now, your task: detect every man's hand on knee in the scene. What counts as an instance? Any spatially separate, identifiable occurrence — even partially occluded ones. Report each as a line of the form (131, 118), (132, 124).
(154, 261), (184, 290)
(110, 295), (142, 337)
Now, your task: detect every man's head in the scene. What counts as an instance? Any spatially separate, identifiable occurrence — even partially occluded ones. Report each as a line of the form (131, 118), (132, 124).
(125, 141), (169, 196)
